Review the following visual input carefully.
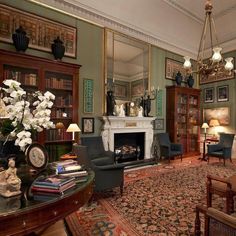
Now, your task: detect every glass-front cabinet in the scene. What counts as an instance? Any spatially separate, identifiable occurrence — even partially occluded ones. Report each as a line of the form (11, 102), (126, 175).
(166, 86), (200, 155)
(0, 49), (80, 161)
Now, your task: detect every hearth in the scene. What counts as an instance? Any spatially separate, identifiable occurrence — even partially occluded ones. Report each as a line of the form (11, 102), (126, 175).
(101, 116), (156, 159)
(114, 132), (144, 163)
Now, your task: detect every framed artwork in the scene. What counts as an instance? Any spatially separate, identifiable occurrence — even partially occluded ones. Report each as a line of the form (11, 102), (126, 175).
(83, 78), (94, 113)
(204, 87), (214, 103)
(0, 4), (77, 58)
(114, 81), (129, 100)
(203, 107), (230, 125)
(154, 118), (164, 130)
(217, 85), (229, 102)
(82, 117), (94, 134)
(199, 58), (235, 84)
(131, 79), (148, 97)
(165, 58), (187, 82)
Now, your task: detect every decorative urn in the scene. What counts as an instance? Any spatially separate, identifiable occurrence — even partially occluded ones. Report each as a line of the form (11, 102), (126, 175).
(51, 37), (65, 60)
(12, 26), (29, 52)
(187, 74), (194, 88)
(175, 71), (182, 86)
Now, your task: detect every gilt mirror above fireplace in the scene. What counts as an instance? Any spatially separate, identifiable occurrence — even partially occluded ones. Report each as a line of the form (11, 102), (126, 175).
(105, 29), (150, 104)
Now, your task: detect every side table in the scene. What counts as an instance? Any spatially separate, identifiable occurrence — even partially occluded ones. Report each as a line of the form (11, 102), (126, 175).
(201, 138), (219, 161)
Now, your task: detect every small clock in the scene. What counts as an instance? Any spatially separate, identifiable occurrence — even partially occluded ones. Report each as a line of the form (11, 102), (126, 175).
(25, 143), (48, 171)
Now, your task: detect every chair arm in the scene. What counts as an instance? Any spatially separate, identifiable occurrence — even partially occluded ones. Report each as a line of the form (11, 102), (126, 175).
(160, 145), (170, 157)
(207, 207), (236, 229)
(104, 150), (116, 163)
(223, 147), (232, 158)
(207, 175), (233, 190)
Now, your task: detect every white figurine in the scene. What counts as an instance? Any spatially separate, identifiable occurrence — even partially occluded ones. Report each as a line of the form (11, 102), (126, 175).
(137, 106), (144, 117)
(0, 158), (21, 197)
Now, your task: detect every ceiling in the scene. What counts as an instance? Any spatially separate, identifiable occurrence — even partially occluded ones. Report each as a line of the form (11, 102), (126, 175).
(30, 0), (236, 59)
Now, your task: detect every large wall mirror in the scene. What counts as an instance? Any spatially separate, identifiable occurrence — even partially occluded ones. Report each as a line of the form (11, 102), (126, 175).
(105, 29), (150, 106)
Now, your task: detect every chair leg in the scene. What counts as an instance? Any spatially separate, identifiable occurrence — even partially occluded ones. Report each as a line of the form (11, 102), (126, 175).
(120, 180), (124, 196)
(207, 155), (210, 164)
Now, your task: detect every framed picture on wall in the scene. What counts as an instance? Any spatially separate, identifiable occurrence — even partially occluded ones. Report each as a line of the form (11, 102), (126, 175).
(82, 117), (94, 134)
(204, 87), (214, 103)
(154, 118), (164, 130)
(203, 107), (230, 125)
(217, 85), (229, 102)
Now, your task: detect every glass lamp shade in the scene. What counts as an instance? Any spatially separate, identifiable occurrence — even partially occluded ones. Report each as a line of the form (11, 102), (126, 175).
(183, 56), (192, 69)
(212, 47), (222, 63)
(224, 57), (234, 71)
(209, 119), (220, 127)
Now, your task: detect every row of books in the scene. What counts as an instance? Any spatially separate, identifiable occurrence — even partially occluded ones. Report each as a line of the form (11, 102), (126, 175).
(46, 129), (72, 141)
(46, 77), (72, 90)
(5, 70), (38, 86)
(51, 108), (72, 119)
(54, 95), (73, 106)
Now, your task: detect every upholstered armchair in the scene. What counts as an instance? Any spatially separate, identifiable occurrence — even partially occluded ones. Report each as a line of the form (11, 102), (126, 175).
(74, 144), (125, 195)
(207, 174), (236, 214)
(80, 136), (115, 165)
(157, 133), (183, 163)
(206, 133), (235, 165)
(195, 205), (236, 236)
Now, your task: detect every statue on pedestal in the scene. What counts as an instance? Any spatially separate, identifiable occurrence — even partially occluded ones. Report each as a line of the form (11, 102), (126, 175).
(106, 90), (116, 116)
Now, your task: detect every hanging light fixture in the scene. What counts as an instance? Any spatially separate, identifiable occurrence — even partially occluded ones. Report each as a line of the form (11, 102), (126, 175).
(183, 0), (234, 79)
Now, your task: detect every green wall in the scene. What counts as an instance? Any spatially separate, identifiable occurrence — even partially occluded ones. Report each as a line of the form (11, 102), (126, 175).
(1, 0), (235, 137)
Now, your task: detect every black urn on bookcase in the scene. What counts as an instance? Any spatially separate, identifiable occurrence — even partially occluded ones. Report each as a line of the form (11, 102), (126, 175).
(175, 71), (182, 86)
(51, 37), (65, 60)
(187, 74), (194, 88)
(12, 26), (29, 52)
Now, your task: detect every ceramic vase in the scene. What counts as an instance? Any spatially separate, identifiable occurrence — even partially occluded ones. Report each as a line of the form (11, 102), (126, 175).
(187, 74), (194, 88)
(51, 37), (65, 60)
(12, 26), (29, 52)
(175, 71), (182, 86)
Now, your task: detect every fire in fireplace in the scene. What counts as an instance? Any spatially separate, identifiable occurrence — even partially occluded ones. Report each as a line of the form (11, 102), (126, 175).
(114, 132), (144, 163)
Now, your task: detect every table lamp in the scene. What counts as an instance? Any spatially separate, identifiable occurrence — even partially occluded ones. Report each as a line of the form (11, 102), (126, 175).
(66, 123), (81, 142)
(201, 122), (209, 140)
(209, 119), (220, 138)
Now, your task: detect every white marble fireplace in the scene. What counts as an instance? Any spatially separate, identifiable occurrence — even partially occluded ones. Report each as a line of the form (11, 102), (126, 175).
(101, 116), (156, 159)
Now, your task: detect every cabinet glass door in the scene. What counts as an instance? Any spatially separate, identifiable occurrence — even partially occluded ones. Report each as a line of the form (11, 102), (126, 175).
(188, 95), (199, 152)
(177, 93), (187, 153)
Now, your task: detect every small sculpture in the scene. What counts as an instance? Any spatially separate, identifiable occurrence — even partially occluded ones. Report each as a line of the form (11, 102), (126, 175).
(0, 157), (21, 197)
(137, 106), (143, 117)
(114, 104), (125, 117)
(106, 90), (116, 116)
(140, 89), (157, 117)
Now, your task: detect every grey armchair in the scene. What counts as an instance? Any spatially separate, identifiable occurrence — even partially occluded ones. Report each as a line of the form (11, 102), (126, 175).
(80, 136), (115, 165)
(74, 143), (125, 195)
(157, 133), (183, 163)
(206, 133), (235, 165)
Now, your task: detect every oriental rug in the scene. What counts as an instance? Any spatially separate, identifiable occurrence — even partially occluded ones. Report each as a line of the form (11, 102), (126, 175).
(65, 159), (236, 236)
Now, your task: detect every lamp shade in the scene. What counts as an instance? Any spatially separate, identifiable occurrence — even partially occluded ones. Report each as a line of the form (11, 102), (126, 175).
(209, 119), (220, 127)
(201, 123), (209, 129)
(66, 123), (81, 132)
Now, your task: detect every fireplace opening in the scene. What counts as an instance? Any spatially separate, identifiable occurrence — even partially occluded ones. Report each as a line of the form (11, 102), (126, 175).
(114, 132), (145, 163)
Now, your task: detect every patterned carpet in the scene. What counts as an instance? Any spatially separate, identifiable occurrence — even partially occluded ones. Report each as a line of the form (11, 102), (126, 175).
(65, 159), (236, 236)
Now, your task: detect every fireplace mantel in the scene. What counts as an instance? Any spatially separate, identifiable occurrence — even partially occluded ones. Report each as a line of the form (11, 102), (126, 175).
(101, 116), (156, 159)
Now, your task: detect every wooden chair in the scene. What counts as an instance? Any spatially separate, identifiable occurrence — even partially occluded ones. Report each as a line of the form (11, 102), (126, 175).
(195, 205), (236, 236)
(207, 174), (236, 214)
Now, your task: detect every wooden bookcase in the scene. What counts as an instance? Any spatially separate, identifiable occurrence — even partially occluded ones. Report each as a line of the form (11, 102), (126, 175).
(0, 49), (81, 161)
(166, 85), (201, 156)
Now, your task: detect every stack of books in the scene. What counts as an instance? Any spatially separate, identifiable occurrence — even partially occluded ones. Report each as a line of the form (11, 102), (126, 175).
(31, 174), (76, 197)
(51, 160), (88, 183)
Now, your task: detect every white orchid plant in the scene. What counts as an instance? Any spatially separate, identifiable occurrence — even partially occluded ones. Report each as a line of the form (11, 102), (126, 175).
(0, 79), (55, 151)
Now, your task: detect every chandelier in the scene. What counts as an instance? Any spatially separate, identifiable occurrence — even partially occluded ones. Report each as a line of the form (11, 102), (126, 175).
(183, 0), (234, 78)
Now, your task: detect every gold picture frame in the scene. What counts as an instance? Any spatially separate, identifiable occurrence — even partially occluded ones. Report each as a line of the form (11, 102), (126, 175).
(0, 4), (77, 58)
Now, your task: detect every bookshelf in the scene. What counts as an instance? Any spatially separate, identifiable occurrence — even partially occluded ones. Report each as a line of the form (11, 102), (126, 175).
(166, 86), (201, 156)
(0, 49), (81, 161)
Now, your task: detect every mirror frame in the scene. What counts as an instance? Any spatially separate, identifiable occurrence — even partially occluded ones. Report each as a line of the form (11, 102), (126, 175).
(104, 28), (151, 114)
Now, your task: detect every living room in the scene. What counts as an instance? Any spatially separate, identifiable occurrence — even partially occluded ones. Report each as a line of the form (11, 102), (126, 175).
(0, 0), (236, 235)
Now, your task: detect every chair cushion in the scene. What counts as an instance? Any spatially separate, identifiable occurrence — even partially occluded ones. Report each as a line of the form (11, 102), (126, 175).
(91, 156), (113, 166)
